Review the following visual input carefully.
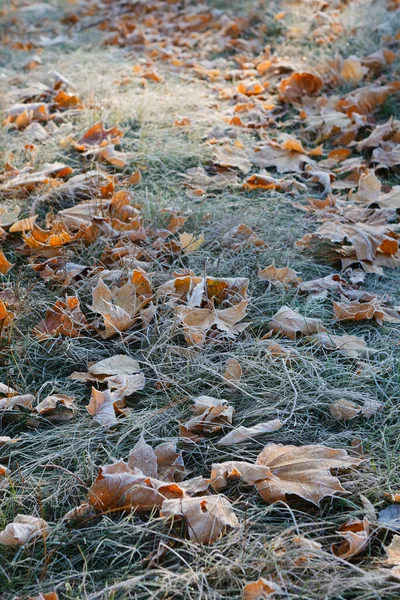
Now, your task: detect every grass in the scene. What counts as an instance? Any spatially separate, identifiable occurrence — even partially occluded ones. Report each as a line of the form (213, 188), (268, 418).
(1, 0), (400, 598)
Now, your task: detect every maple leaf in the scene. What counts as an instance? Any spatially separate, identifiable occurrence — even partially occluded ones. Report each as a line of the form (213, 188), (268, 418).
(211, 444), (361, 505)
(259, 264), (301, 287)
(269, 306), (326, 340)
(0, 515), (48, 546)
(160, 494), (238, 544)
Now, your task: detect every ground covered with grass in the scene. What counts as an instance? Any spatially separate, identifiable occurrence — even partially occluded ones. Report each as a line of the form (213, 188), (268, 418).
(1, 0), (400, 598)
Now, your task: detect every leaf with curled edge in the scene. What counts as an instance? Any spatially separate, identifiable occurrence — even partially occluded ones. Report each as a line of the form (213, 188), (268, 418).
(160, 494), (239, 544)
(211, 444), (362, 505)
(86, 388), (117, 428)
(269, 306), (326, 340)
(0, 514), (49, 546)
(331, 517), (369, 559)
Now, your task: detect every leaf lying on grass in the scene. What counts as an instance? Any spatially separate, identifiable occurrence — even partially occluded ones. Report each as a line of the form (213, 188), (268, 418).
(243, 578), (283, 599)
(269, 306), (326, 340)
(180, 396), (234, 438)
(211, 444), (362, 505)
(331, 517), (369, 559)
(160, 495), (239, 544)
(0, 515), (48, 546)
(217, 420), (283, 445)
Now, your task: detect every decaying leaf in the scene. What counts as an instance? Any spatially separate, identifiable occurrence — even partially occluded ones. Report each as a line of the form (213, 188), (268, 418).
(176, 300), (249, 346)
(35, 394), (76, 422)
(311, 332), (369, 358)
(223, 357), (242, 382)
(160, 494), (239, 544)
(269, 306), (326, 340)
(331, 517), (369, 559)
(34, 296), (87, 338)
(0, 515), (48, 546)
(217, 420), (283, 445)
(211, 444), (361, 505)
(333, 299), (400, 324)
(180, 396), (234, 437)
(243, 578), (283, 599)
(385, 535), (400, 577)
(86, 388), (117, 428)
(259, 264), (301, 287)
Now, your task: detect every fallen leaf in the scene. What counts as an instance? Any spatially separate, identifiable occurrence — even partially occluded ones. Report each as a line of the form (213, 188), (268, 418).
(243, 578), (283, 599)
(269, 306), (326, 340)
(180, 395), (234, 437)
(385, 535), (400, 577)
(311, 333), (369, 358)
(34, 296), (87, 338)
(259, 264), (301, 287)
(279, 71), (323, 103)
(223, 357), (242, 382)
(0, 250), (13, 274)
(211, 444), (361, 505)
(331, 517), (369, 559)
(0, 515), (48, 546)
(86, 388), (117, 428)
(217, 420), (283, 445)
(160, 494), (238, 544)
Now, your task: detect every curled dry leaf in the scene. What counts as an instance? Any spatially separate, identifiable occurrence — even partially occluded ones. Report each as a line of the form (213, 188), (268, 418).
(176, 300), (249, 346)
(333, 299), (400, 324)
(269, 306), (326, 340)
(243, 578), (283, 599)
(258, 264), (301, 287)
(35, 394), (76, 422)
(34, 296), (87, 339)
(330, 398), (381, 421)
(0, 514), (48, 546)
(160, 494), (238, 544)
(331, 517), (369, 559)
(279, 71), (323, 103)
(211, 444), (361, 505)
(180, 395), (234, 438)
(0, 250), (14, 274)
(86, 388), (117, 428)
(217, 420), (283, 445)
(70, 355), (145, 396)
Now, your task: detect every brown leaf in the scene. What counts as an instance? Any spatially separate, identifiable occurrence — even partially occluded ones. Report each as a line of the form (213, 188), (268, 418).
(0, 250), (13, 274)
(160, 494), (239, 544)
(86, 388), (117, 428)
(128, 435), (158, 478)
(259, 264), (301, 287)
(180, 395), (234, 437)
(279, 71), (323, 103)
(331, 517), (369, 559)
(223, 357), (242, 382)
(34, 296), (87, 339)
(311, 333), (369, 358)
(35, 394), (76, 422)
(217, 420), (283, 445)
(211, 444), (361, 505)
(333, 299), (400, 324)
(0, 514), (48, 546)
(243, 578), (283, 599)
(330, 399), (361, 421)
(269, 306), (326, 340)
(213, 144), (251, 173)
